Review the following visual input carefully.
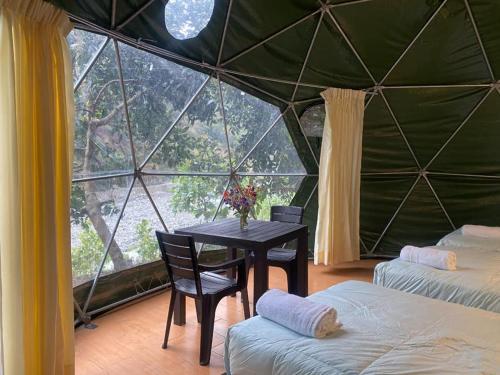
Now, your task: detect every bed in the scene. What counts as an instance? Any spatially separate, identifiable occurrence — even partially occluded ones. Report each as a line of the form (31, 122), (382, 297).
(224, 281), (500, 375)
(373, 230), (500, 313)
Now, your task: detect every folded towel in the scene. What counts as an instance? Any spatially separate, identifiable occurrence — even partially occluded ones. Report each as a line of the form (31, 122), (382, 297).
(255, 289), (341, 338)
(462, 224), (500, 239)
(400, 245), (456, 271)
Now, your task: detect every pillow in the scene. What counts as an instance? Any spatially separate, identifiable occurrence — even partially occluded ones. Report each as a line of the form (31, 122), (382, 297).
(437, 228), (500, 250)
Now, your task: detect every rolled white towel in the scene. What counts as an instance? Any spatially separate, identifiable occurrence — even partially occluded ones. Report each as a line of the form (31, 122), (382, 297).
(462, 224), (500, 239)
(256, 289), (341, 338)
(400, 245), (456, 271)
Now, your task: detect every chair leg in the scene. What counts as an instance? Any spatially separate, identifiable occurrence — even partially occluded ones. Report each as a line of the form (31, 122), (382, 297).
(244, 250), (253, 277)
(227, 247), (238, 297)
(241, 288), (250, 320)
(195, 299), (202, 323)
(199, 296), (217, 366)
(163, 290), (176, 349)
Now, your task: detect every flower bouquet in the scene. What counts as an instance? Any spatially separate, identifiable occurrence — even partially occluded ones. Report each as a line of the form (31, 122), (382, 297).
(223, 184), (257, 230)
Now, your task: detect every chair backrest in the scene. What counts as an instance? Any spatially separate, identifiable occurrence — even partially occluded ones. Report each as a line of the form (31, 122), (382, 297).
(156, 231), (202, 297)
(270, 205), (304, 224)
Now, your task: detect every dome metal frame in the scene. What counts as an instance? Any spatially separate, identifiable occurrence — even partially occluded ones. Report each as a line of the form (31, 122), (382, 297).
(60, 0), (500, 322)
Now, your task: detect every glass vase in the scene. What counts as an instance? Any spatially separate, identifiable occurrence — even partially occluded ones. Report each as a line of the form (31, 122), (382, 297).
(239, 212), (249, 231)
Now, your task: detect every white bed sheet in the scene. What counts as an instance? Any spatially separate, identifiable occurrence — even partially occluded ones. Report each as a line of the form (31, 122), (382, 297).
(225, 281), (500, 375)
(374, 230), (500, 312)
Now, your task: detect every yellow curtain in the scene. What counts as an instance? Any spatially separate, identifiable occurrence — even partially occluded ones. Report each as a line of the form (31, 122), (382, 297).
(314, 88), (366, 266)
(0, 0), (75, 373)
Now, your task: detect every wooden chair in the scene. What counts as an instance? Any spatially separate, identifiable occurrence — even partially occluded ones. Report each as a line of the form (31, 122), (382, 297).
(249, 206), (304, 293)
(156, 231), (250, 366)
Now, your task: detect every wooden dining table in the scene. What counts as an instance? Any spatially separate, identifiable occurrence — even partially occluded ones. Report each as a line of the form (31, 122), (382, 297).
(175, 218), (308, 318)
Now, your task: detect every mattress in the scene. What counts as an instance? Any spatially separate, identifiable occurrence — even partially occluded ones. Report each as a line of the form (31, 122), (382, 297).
(373, 230), (500, 312)
(224, 281), (500, 375)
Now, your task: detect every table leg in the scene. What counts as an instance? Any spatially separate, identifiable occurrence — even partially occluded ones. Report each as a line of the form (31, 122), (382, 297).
(252, 249), (269, 316)
(227, 247), (237, 297)
(296, 229), (308, 297)
(174, 293), (186, 326)
(288, 264), (298, 295)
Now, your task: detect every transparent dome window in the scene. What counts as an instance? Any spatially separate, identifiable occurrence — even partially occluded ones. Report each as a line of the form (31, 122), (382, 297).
(300, 104), (325, 138)
(164, 0), (215, 40)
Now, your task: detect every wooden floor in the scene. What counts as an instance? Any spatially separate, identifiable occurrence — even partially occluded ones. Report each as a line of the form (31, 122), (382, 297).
(75, 260), (380, 375)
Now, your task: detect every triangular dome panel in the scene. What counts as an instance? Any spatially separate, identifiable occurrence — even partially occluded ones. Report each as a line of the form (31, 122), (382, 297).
(237, 117), (307, 174)
(67, 29), (107, 84)
(284, 108), (320, 173)
(118, 42), (209, 166)
(144, 78), (230, 173)
(223, 13), (320, 87)
(220, 81), (280, 167)
(468, 1), (500, 79)
(73, 42), (134, 179)
(221, 2), (318, 64)
(429, 175), (500, 228)
(99, 179), (165, 277)
(374, 178), (454, 256)
(384, 87), (489, 166)
(360, 176), (417, 252)
(85, 179), (167, 311)
(362, 95), (418, 173)
(384, 0), (492, 85)
(71, 175), (134, 286)
(332, 0), (442, 82)
(431, 90), (500, 175)
(300, 14), (373, 88)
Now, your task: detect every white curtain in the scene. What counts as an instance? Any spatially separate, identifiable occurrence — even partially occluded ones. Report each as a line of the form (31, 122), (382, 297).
(0, 0), (75, 373)
(314, 88), (366, 266)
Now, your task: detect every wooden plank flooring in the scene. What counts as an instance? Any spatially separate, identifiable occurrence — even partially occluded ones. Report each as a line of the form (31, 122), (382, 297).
(75, 260), (381, 375)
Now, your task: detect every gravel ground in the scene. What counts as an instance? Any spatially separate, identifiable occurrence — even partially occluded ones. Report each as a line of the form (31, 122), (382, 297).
(71, 182), (218, 254)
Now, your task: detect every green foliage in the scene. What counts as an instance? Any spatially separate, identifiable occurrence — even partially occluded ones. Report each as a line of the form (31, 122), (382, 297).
(171, 178), (217, 220)
(134, 219), (159, 263)
(70, 184), (87, 225)
(67, 29), (106, 83)
(255, 191), (296, 220)
(71, 219), (104, 281)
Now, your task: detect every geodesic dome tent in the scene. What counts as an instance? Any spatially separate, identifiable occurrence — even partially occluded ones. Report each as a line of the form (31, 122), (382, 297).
(47, 0), (500, 322)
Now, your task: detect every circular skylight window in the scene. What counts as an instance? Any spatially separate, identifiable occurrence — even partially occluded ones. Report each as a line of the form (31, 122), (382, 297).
(164, 0), (215, 40)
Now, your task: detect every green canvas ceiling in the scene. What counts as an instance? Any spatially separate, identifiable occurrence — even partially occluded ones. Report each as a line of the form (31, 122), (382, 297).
(50, 0), (500, 260)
